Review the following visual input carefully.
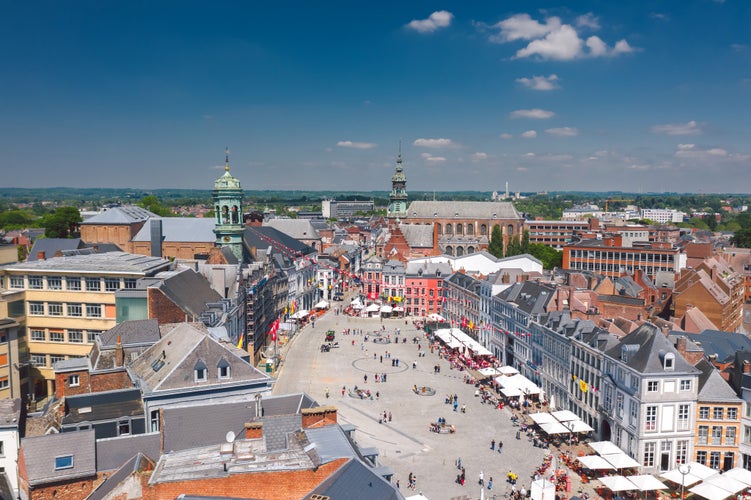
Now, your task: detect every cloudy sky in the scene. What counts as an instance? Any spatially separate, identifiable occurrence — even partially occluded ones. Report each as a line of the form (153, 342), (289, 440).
(2, 1), (750, 193)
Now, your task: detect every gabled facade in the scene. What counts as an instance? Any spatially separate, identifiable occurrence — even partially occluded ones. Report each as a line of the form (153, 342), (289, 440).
(404, 261), (451, 317)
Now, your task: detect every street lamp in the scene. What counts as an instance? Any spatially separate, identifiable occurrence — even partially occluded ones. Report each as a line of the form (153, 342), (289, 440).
(678, 463), (691, 500)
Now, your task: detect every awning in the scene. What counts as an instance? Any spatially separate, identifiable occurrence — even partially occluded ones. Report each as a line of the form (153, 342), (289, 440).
(380, 305), (393, 313)
(564, 420), (594, 433)
(393, 306), (405, 312)
(589, 441), (623, 456)
(497, 365), (519, 375)
(365, 303), (381, 312)
(427, 313), (446, 322)
(289, 310), (309, 319)
(478, 367), (501, 377)
(350, 303), (364, 310)
(578, 455), (616, 470)
(628, 475), (667, 492)
(704, 476), (748, 495)
(551, 410), (579, 422)
(494, 373), (541, 395)
(500, 386), (522, 397)
(599, 475), (637, 492)
(531, 478), (556, 500)
(539, 421), (571, 435)
(689, 482), (735, 500)
(661, 468), (703, 488)
(313, 300), (329, 309)
(722, 467), (751, 487)
(601, 452), (640, 469)
(529, 412), (557, 425)
(433, 328), (492, 356)
(435, 329), (463, 349)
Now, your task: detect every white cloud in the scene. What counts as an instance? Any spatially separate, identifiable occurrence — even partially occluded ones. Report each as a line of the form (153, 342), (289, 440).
(546, 126), (579, 136)
(521, 130), (537, 138)
(491, 13), (635, 61)
(576, 13), (600, 29)
(499, 133), (513, 140)
(650, 12), (669, 21)
(677, 143), (695, 150)
(522, 152), (536, 158)
(471, 152), (488, 161)
(420, 152), (446, 163)
(516, 167), (529, 172)
(413, 138), (457, 148)
(516, 74), (560, 91)
(651, 120), (702, 136)
(510, 108), (555, 119)
(707, 148), (728, 156)
(407, 11), (454, 33)
(336, 140), (377, 149)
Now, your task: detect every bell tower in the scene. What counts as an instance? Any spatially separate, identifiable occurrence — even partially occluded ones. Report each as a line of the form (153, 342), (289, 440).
(212, 147), (244, 261)
(387, 143), (408, 220)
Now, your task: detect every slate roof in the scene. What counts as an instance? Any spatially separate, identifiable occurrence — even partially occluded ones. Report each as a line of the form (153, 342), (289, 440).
(22, 429), (96, 486)
(605, 323), (700, 375)
(696, 358), (741, 403)
(151, 267), (222, 318)
(405, 200), (521, 220)
(62, 388), (143, 426)
(27, 238), (85, 261)
(128, 323), (271, 395)
(131, 217), (216, 243)
(264, 219), (320, 241)
(81, 206), (156, 225)
(304, 458), (403, 500)
(3, 251), (171, 275)
(88, 452), (154, 500)
(498, 281), (555, 316)
(399, 223), (434, 248)
(404, 261), (452, 277)
(304, 424), (359, 464)
(100, 319), (161, 347)
(0, 398), (21, 428)
(162, 393), (317, 452)
(678, 329), (751, 363)
(96, 433), (162, 472)
(243, 226), (316, 256)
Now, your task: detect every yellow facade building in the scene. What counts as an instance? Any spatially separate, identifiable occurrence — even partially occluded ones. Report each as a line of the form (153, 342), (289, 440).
(1, 251), (171, 400)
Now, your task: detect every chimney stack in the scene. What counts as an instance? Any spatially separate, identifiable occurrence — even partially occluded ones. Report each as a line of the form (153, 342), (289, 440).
(37, 251), (46, 260)
(301, 406), (338, 429)
(743, 361), (750, 374)
(244, 422), (263, 439)
(115, 335), (124, 367)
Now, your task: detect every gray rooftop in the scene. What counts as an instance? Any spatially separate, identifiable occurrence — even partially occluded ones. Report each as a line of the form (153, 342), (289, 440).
(2, 251), (171, 275)
(99, 319), (162, 347)
(131, 217), (216, 243)
(88, 452), (154, 500)
(81, 206), (156, 225)
(0, 398), (21, 428)
(406, 200), (521, 220)
(304, 424), (359, 464)
(27, 238), (85, 261)
(265, 219), (321, 241)
(22, 429), (96, 486)
(399, 224), (434, 248)
(150, 267), (223, 319)
(304, 458), (403, 500)
(696, 359), (741, 403)
(96, 432), (162, 472)
(62, 388), (143, 426)
(605, 323), (700, 375)
(678, 329), (751, 364)
(404, 261), (452, 277)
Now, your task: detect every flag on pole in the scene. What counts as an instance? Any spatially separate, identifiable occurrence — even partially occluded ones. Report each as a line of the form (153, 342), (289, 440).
(268, 318), (280, 341)
(237, 334), (244, 350)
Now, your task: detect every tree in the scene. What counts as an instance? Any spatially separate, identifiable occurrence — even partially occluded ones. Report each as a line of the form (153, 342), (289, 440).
(527, 243), (563, 269)
(487, 225), (504, 258)
(0, 210), (33, 229)
(42, 206), (82, 238)
(138, 195), (172, 217)
(732, 228), (751, 248)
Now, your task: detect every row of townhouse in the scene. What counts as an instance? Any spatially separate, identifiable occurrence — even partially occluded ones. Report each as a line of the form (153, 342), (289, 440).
(446, 275), (745, 475)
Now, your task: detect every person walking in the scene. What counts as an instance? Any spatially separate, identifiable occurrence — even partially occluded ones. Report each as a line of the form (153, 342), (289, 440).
(364, 374), (368, 383)
(487, 477), (493, 490)
(456, 457), (462, 469)
(479, 471), (484, 486)
(341, 386), (346, 397)
(498, 440), (503, 454)
(491, 439), (496, 451)
(325, 387), (330, 399)
(388, 411), (392, 422)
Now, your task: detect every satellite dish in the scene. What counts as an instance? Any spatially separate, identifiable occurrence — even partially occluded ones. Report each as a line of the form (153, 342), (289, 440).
(225, 431), (236, 443)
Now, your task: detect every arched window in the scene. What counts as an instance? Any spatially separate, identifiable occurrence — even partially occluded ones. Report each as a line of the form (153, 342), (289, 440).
(215, 205), (221, 224)
(436, 223), (443, 235)
(456, 246), (464, 256)
(456, 224), (463, 235)
(467, 246), (475, 254)
(507, 224), (514, 236)
(445, 225), (453, 235)
(467, 224), (474, 236)
(445, 246), (454, 256)
(480, 224), (487, 236)
(222, 206), (230, 224)
(231, 205), (239, 224)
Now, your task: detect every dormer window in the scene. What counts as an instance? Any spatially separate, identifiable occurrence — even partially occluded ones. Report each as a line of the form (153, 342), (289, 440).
(218, 358), (231, 379)
(194, 360), (208, 382)
(664, 353), (675, 371)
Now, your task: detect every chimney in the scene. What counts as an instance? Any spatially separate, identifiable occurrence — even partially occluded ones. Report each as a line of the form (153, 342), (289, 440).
(115, 335), (124, 367)
(244, 422), (263, 439)
(676, 336), (687, 356)
(301, 406), (338, 429)
(37, 251), (46, 260)
(743, 361), (750, 374)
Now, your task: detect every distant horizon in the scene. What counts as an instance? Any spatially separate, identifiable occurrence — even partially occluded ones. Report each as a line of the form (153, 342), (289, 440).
(2, 2), (750, 192)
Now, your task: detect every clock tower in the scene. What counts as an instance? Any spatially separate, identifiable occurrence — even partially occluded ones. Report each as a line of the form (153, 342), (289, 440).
(212, 147), (244, 261)
(387, 145), (408, 220)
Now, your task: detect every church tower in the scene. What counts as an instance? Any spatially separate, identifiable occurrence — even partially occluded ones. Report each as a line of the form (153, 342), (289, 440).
(212, 147), (244, 261)
(387, 145), (408, 220)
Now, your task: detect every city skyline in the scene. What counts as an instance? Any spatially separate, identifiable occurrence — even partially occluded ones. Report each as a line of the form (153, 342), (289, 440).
(2, 1), (750, 193)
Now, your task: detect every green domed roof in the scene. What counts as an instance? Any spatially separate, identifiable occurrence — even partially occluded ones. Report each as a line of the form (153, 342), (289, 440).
(214, 169), (242, 190)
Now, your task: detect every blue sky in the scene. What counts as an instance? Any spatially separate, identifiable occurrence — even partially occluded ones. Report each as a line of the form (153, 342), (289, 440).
(1, 1), (750, 193)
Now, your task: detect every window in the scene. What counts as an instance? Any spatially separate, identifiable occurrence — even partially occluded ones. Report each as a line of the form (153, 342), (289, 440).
(680, 379), (691, 391)
(712, 426), (722, 445)
(150, 410), (160, 432)
(728, 408), (738, 420)
(48, 303), (63, 316)
(194, 361), (208, 382)
(50, 331), (64, 342)
(49, 355), (65, 365)
(30, 354), (46, 367)
(67, 303), (82, 317)
(700, 406), (710, 419)
(86, 304), (102, 318)
(87, 331), (102, 343)
(645, 406), (657, 431)
(55, 455), (74, 470)
(47, 276), (62, 290)
(124, 278), (137, 289)
(714, 408), (724, 420)
(629, 400), (638, 427)
(710, 451), (721, 470)
(68, 330), (83, 343)
(85, 277), (101, 291)
(9, 276), (23, 289)
(696, 451), (707, 465)
(678, 404), (690, 430)
(104, 278), (120, 291)
(676, 440), (688, 465)
(745, 425), (751, 445)
(647, 381), (659, 392)
(727, 427), (737, 446)
(0, 378), (8, 389)
(29, 276), (43, 289)
(218, 359), (231, 379)
(699, 426), (709, 445)
(643, 442), (656, 467)
(30, 330), (45, 341)
(664, 353), (675, 370)
(118, 420), (131, 436)
(68, 375), (80, 387)
(28, 302), (44, 315)
(66, 277), (81, 290)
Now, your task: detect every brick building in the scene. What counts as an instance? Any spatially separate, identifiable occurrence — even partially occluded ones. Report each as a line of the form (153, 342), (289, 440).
(404, 261), (451, 317)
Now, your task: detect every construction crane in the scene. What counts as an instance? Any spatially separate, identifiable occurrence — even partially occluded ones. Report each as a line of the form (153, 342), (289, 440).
(604, 198), (634, 212)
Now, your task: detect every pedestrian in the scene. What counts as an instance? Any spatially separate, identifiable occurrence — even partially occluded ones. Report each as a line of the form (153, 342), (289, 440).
(373, 353), (376, 360)
(453, 400), (458, 412)
(461, 467), (465, 486)
(383, 373), (387, 382)
(341, 386), (346, 397)
(388, 411), (392, 422)
(375, 391), (380, 399)
(521, 486), (527, 497)
(479, 470), (484, 486)
(516, 430), (521, 440)
(396, 479), (400, 489)
(325, 387), (330, 399)
(380, 355), (383, 363)
(488, 477), (493, 490)
(456, 457), (462, 469)
(498, 440), (503, 453)
(491, 439), (495, 450)
(364, 374), (368, 383)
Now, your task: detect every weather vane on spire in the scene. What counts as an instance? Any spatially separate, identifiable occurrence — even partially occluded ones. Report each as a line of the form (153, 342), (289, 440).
(225, 146), (230, 172)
